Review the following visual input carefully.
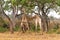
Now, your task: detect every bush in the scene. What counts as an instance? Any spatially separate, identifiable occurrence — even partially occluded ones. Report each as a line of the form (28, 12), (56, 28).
(14, 25), (20, 31)
(30, 24), (35, 32)
(0, 26), (8, 33)
(29, 24), (40, 32)
(56, 30), (60, 34)
(47, 24), (59, 34)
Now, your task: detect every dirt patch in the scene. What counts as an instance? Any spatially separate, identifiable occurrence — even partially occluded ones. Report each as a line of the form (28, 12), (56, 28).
(0, 32), (60, 40)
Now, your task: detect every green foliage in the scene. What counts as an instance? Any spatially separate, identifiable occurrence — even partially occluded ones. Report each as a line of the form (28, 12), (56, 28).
(56, 0), (60, 6)
(0, 0), (5, 5)
(3, 4), (9, 10)
(0, 26), (8, 33)
(47, 24), (59, 34)
(11, 0), (17, 6)
(2, 0), (60, 12)
(30, 24), (35, 32)
(14, 25), (20, 31)
(29, 24), (40, 32)
(0, 17), (8, 33)
(53, 24), (59, 29)
(0, 17), (5, 26)
(20, 0), (26, 5)
(56, 30), (60, 34)
(37, 0), (52, 4)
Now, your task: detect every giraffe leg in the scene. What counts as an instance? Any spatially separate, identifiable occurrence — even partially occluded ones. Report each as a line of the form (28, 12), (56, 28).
(20, 22), (24, 33)
(39, 20), (43, 31)
(26, 22), (29, 31)
(39, 20), (44, 35)
(35, 20), (38, 31)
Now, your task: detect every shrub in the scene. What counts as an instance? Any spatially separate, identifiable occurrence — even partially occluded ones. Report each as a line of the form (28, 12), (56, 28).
(29, 24), (40, 32)
(0, 26), (8, 33)
(47, 24), (59, 34)
(14, 25), (20, 31)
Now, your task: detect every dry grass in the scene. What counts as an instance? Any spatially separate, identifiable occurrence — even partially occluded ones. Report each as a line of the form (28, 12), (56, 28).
(0, 32), (60, 40)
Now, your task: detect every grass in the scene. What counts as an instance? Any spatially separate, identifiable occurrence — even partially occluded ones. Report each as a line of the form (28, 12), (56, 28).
(29, 24), (40, 32)
(0, 24), (60, 34)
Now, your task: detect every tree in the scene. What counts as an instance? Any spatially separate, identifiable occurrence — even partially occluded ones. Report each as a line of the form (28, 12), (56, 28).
(33, 0), (60, 32)
(0, 0), (14, 33)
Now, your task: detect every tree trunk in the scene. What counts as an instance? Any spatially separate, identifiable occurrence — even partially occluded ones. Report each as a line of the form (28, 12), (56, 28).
(41, 7), (49, 32)
(0, 4), (14, 33)
(11, 6), (17, 28)
(35, 0), (49, 32)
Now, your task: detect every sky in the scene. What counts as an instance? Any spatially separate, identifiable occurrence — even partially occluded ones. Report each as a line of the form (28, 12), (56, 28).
(4, 0), (7, 1)
(48, 10), (60, 18)
(5, 9), (60, 19)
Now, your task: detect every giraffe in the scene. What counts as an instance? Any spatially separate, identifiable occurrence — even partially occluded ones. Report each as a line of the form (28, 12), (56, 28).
(34, 14), (42, 31)
(27, 14), (42, 32)
(20, 13), (42, 32)
(20, 14), (29, 32)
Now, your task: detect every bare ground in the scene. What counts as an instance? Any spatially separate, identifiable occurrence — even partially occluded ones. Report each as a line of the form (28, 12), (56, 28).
(0, 32), (60, 40)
